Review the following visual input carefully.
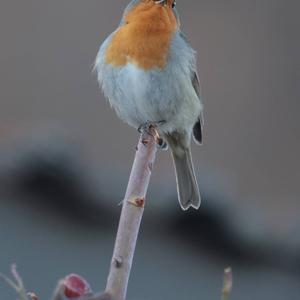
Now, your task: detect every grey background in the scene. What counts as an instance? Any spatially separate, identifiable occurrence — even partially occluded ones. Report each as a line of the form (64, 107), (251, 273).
(0, 1), (299, 299)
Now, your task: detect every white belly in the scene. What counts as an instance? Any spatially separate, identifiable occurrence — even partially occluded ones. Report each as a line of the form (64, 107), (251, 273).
(95, 33), (203, 134)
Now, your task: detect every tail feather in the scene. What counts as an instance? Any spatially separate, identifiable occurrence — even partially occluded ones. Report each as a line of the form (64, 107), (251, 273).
(171, 147), (201, 210)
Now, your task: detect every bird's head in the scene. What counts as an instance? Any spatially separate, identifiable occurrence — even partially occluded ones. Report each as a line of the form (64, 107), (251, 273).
(121, 0), (180, 29)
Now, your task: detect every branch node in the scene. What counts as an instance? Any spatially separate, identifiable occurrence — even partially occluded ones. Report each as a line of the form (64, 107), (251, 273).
(127, 197), (145, 208)
(27, 292), (39, 300)
(148, 162), (153, 171)
(113, 257), (123, 269)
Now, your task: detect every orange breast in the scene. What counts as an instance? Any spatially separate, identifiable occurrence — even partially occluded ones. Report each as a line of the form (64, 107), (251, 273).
(105, 1), (178, 70)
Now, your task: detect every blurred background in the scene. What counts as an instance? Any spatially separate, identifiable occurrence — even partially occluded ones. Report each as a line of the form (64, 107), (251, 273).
(0, 0), (299, 299)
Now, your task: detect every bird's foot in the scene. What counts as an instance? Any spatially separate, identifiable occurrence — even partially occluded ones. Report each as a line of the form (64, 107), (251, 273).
(138, 120), (166, 133)
(138, 121), (168, 150)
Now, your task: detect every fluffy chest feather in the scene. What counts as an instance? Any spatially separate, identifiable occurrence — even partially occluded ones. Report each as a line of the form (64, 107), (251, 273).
(96, 32), (201, 131)
(105, 2), (178, 70)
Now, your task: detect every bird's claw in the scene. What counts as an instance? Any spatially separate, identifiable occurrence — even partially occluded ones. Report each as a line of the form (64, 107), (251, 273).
(138, 121), (167, 150)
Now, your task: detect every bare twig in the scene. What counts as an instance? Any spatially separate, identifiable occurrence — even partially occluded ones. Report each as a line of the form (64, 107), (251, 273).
(221, 267), (233, 300)
(0, 264), (29, 300)
(103, 128), (158, 300)
(51, 280), (65, 300)
(83, 292), (114, 300)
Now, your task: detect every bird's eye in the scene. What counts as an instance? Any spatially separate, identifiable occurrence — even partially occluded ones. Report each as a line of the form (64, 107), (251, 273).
(172, 1), (176, 8)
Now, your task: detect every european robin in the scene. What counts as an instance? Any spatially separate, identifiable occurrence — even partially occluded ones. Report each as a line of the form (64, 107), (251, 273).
(95, 0), (204, 210)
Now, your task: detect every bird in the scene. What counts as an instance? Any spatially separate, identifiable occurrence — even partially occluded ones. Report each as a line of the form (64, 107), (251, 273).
(95, 0), (204, 210)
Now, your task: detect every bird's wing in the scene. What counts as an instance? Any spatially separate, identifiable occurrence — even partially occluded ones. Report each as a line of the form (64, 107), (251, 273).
(179, 32), (204, 140)
(191, 71), (204, 144)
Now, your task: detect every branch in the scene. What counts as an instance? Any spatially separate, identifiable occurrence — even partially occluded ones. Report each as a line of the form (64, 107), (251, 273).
(49, 129), (157, 300)
(104, 128), (158, 300)
(0, 264), (30, 300)
(2, 128), (232, 300)
(51, 280), (64, 300)
(221, 267), (233, 300)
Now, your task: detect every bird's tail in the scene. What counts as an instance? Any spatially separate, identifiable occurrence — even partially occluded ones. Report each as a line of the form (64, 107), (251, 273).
(169, 143), (201, 210)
